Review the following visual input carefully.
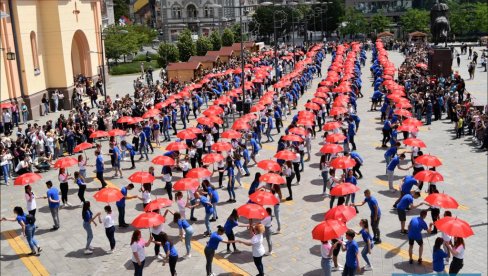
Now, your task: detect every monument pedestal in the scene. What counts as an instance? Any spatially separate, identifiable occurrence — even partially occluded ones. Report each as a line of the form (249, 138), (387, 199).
(428, 47), (453, 77)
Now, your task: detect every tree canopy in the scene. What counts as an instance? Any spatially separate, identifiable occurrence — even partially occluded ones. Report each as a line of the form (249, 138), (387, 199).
(196, 36), (213, 56)
(400, 9), (430, 33)
(157, 43), (179, 68)
(209, 31), (222, 51)
(177, 29), (196, 62)
(369, 13), (392, 33)
(222, 28), (235, 46)
(339, 8), (367, 36)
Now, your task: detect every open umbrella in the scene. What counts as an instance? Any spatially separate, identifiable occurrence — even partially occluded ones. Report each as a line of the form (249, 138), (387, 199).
(414, 170), (444, 183)
(173, 178), (200, 191)
(403, 118), (423, 127)
(128, 171), (155, 183)
(177, 130), (197, 140)
(319, 144), (344, 154)
(142, 109), (160, 119)
(53, 157), (78, 169)
(425, 193), (459, 209)
(274, 150), (297, 161)
(434, 217), (474, 238)
(187, 168), (212, 179)
(187, 127), (203, 134)
(257, 160), (281, 172)
(237, 203), (267, 220)
(151, 156), (175, 166)
(322, 121), (342, 131)
(197, 117), (214, 127)
(166, 142), (188, 151)
(326, 133), (347, 143)
(394, 109), (412, 117)
(108, 129), (127, 137)
(330, 183), (360, 196)
(89, 130), (109, 139)
(0, 102), (14, 109)
(14, 173), (42, 186)
(117, 116), (134, 124)
(289, 127), (308, 136)
(398, 124), (418, 132)
(249, 190), (279, 205)
(305, 102), (321, 110)
(232, 120), (251, 131)
(128, 117), (144, 125)
(403, 138), (426, 148)
(93, 187), (124, 203)
(329, 107), (348, 116)
(131, 212), (166, 228)
(282, 134), (304, 142)
(250, 104), (266, 113)
(144, 198), (173, 212)
(202, 153), (224, 164)
(221, 130), (242, 139)
(415, 154), (442, 167)
(203, 107), (224, 117)
(206, 115), (223, 125)
(325, 205), (357, 222)
(312, 220), (348, 241)
(211, 142), (232, 152)
(330, 156), (356, 169)
(259, 173), (285, 185)
(74, 142), (93, 153)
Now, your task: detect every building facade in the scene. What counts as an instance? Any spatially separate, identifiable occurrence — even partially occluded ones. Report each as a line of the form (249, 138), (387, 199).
(345, 0), (412, 18)
(1, 0), (104, 117)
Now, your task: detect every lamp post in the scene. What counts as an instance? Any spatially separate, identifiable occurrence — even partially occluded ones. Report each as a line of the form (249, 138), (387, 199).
(289, 1), (298, 63)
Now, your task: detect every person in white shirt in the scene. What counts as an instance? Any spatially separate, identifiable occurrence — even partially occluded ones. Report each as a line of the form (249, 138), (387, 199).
(138, 183), (152, 209)
(261, 208), (273, 255)
(24, 185), (39, 217)
(130, 230), (153, 275)
(320, 240), (340, 276)
(103, 205), (116, 253)
(150, 221), (165, 260)
(238, 223), (266, 276)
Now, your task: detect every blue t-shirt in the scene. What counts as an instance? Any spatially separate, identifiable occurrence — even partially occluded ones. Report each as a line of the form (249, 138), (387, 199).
(432, 249), (448, 272)
(125, 144), (135, 156)
(345, 240), (359, 268)
(16, 215), (26, 225)
(364, 196), (381, 217)
(83, 210), (93, 223)
(163, 241), (178, 257)
(200, 196), (214, 214)
(177, 219), (191, 230)
(208, 187), (219, 203)
(224, 219), (238, 234)
(113, 146), (121, 161)
(387, 156), (400, 171)
(96, 155), (104, 172)
(384, 146), (397, 159)
(397, 194), (414, 211)
(359, 229), (373, 249)
(408, 216), (428, 240)
(76, 178), (85, 186)
(206, 232), (223, 250)
(116, 186), (128, 207)
(383, 120), (391, 131)
(401, 176), (418, 194)
(47, 187), (60, 208)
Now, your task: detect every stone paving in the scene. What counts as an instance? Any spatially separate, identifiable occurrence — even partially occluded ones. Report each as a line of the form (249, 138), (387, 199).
(1, 47), (487, 276)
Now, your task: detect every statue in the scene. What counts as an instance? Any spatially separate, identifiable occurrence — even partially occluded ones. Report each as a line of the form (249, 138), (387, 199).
(430, 0), (450, 46)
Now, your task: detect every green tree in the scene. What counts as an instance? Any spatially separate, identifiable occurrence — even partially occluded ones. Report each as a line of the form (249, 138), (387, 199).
(196, 36), (213, 56)
(157, 43), (179, 68)
(400, 9), (430, 33)
(209, 31), (222, 51)
(114, 0), (130, 22)
(231, 23), (248, 43)
(473, 2), (488, 34)
(177, 29), (196, 62)
(339, 8), (367, 36)
(370, 13), (392, 33)
(104, 25), (138, 64)
(222, 28), (235, 46)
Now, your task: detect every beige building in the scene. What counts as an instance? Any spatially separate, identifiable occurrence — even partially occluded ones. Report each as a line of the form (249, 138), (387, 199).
(1, 0), (104, 117)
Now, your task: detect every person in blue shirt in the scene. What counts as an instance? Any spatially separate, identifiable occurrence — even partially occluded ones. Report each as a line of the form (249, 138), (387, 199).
(250, 135), (261, 164)
(339, 229), (360, 275)
(356, 219), (374, 271)
(381, 117), (393, 147)
(189, 192), (214, 236)
(224, 209), (246, 253)
(274, 106), (282, 133)
(171, 108), (178, 135)
(45, 181), (61, 230)
(347, 151), (364, 179)
(95, 150), (107, 189)
(386, 153), (410, 191)
(138, 126), (149, 160)
(170, 211), (194, 257)
(425, 100), (433, 125)
(347, 118), (357, 151)
(397, 191), (425, 234)
(393, 175), (418, 208)
(204, 226), (238, 276)
(81, 201), (101, 254)
(1, 206), (42, 255)
(265, 113), (274, 142)
(432, 237), (449, 273)
(153, 232), (178, 276)
(226, 159), (236, 203)
(241, 144), (251, 176)
(408, 210), (433, 264)
(121, 141), (136, 169)
(344, 170), (358, 211)
(116, 183), (134, 227)
(202, 180), (219, 221)
(384, 142), (401, 170)
(353, 189), (382, 244)
(143, 121), (154, 154)
(110, 143), (123, 178)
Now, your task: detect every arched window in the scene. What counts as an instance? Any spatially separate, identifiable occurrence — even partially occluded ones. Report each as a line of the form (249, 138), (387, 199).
(30, 31), (40, 75)
(204, 6), (215, 18)
(187, 4), (197, 18)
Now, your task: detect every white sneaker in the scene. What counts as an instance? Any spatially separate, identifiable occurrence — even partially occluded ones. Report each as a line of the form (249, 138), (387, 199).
(157, 255), (164, 260)
(185, 253), (191, 258)
(88, 246), (94, 250)
(364, 264), (373, 271)
(106, 250), (113, 254)
(66, 202), (72, 207)
(84, 249), (93, 254)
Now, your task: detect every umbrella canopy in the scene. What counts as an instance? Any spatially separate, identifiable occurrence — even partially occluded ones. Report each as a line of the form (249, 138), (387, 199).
(312, 220), (348, 241)
(142, 109), (160, 119)
(325, 205), (357, 222)
(187, 127), (204, 134)
(250, 104), (266, 112)
(249, 190), (279, 205)
(14, 173), (42, 186)
(0, 102), (14, 109)
(274, 150), (297, 161)
(131, 212), (166, 228)
(166, 142), (188, 151)
(259, 173), (286, 185)
(128, 171), (155, 183)
(282, 134), (304, 142)
(414, 170), (444, 183)
(326, 133), (347, 143)
(177, 130), (197, 140)
(398, 124), (418, 132)
(53, 157), (78, 169)
(144, 198), (173, 212)
(237, 203), (267, 220)
(211, 142), (232, 152)
(330, 157), (356, 169)
(173, 178), (200, 191)
(203, 107), (224, 116)
(305, 102), (321, 110)
(151, 156), (175, 166)
(319, 144), (344, 154)
(187, 168), (212, 179)
(415, 154), (442, 167)
(434, 217), (474, 238)
(117, 116), (133, 123)
(394, 109), (412, 117)
(403, 138), (426, 148)
(89, 130), (110, 139)
(403, 118), (423, 127)
(425, 193), (459, 209)
(289, 127), (308, 136)
(330, 183), (360, 196)
(221, 130), (242, 139)
(232, 120), (251, 131)
(108, 129), (127, 137)
(197, 117), (215, 127)
(329, 107), (348, 116)
(202, 153), (224, 164)
(93, 187), (124, 203)
(322, 121), (342, 131)
(257, 160), (281, 172)
(74, 142), (93, 153)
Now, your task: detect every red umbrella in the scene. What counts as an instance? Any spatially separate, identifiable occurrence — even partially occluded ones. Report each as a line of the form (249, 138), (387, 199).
(326, 133), (347, 143)
(0, 102), (14, 109)
(131, 212), (166, 228)
(202, 153), (224, 164)
(314, 92), (328, 98)
(396, 102), (412, 109)
(221, 130), (242, 139)
(305, 102), (321, 110)
(197, 117), (215, 127)
(211, 142), (232, 152)
(151, 156), (175, 166)
(403, 118), (423, 127)
(232, 120), (251, 131)
(274, 150), (297, 161)
(330, 183), (360, 196)
(237, 203), (267, 220)
(434, 217), (474, 238)
(312, 220), (348, 241)
(330, 157), (356, 169)
(282, 134), (304, 142)
(259, 173), (285, 185)
(187, 168), (212, 179)
(203, 106), (224, 116)
(425, 193), (459, 209)
(289, 127), (308, 136)
(144, 198), (173, 212)
(128, 117), (144, 125)
(93, 187), (124, 203)
(142, 109), (160, 119)
(319, 144), (344, 154)
(177, 130), (197, 140)
(74, 142), (93, 153)
(117, 116), (134, 124)
(403, 138), (426, 148)
(316, 86), (330, 93)
(297, 118), (314, 127)
(53, 157), (78, 169)
(298, 110), (314, 120)
(89, 130), (109, 139)
(108, 129), (127, 137)
(187, 127), (203, 134)
(322, 121), (342, 131)
(333, 86), (350, 93)
(14, 173), (42, 186)
(206, 115), (224, 125)
(414, 170), (444, 183)
(173, 178), (200, 191)
(128, 171), (155, 183)
(329, 107), (348, 116)
(398, 124), (418, 132)
(325, 205), (357, 222)
(257, 160), (281, 172)
(394, 109), (412, 117)
(250, 104), (266, 112)
(416, 63), (428, 69)
(415, 154), (442, 167)
(166, 142), (188, 151)
(249, 190), (279, 205)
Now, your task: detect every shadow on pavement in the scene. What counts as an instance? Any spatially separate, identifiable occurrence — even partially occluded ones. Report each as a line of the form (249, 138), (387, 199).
(310, 212), (324, 222)
(393, 260), (433, 273)
(302, 268), (323, 276)
(310, 179), (324, 186)
(377, 190), (400, 198)
(303, 194), (325, 203)
(308, 244), (321, 257)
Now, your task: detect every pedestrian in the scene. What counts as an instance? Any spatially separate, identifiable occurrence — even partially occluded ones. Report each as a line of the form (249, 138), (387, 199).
(1, 148), (12, 185)
(238, 223), (266, 276)
(203, 180), (219, 221)
(386, 153), (410, 192)
(24, 185), (39, 217)
(407, 210), (433, 264)
(445, 237), (465, 275)
(432, 237), (449, 273)
(95, 150), (107, 189)
(357, 219), (374, 271)
(81, 201), (102, 254)
(224, 209), (245, 253)
(77, 155), (88, 179)
(45, 181), (60, 230)
(440, 210), (453, 264)
(102, 205), (116, 253)
(130, 229), (153, 276)
(397, 191), (425, 234)
(74, 171), (87, 204)
(338, 229), (360, 276)
(292, 151), (301, 185)
(320, 155), (330, 197)
(320, 239), (339, 276)
(1, 206), (42, 255)
(188, 191), (214, 236)
(226, 159), (236, 202)
(204, 225), (237, 276)
(173, 211), (194, 258)
(58, 167), (72, 207)
(116, 183), (134, 227)
(352, 189), (382, 244)
(138, 183), (152, 209)
(261, 207), (274, 255)
(151, 232), (178, 276)
(283, 161), (294, 200)
(41, 94), (49, 115)
(110, 142), (123, 178)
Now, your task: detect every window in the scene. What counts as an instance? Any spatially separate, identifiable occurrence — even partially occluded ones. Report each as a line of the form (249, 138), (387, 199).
(172, 6), (182, 18)
(187, 4), (197, 18)
(204, 6), (215, 18)
(30, 31), (40, 75)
